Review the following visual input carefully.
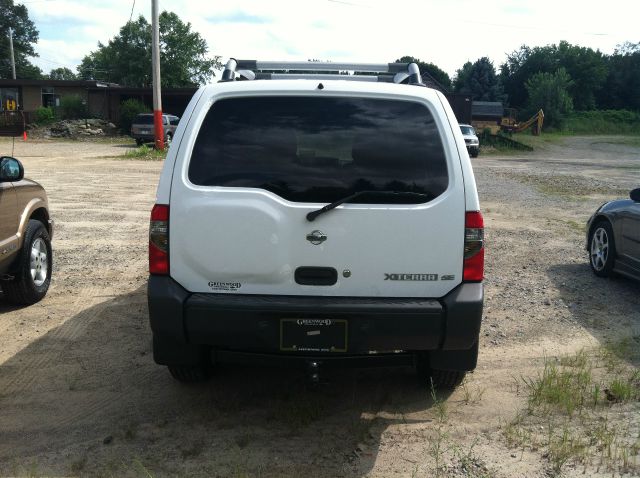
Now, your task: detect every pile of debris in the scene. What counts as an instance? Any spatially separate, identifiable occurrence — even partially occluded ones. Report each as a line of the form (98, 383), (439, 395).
(27, 119), (122, 140)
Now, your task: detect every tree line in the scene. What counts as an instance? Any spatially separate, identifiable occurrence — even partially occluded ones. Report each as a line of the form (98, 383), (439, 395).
(1, 0), (221, 87)
(1, 0), (639, 129)
(399, 42), (640, 128)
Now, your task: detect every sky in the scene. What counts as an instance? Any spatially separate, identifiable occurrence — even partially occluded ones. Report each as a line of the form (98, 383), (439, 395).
(23, 0), (640, 80)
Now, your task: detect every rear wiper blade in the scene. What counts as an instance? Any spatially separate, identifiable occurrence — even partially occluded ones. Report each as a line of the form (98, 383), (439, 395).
(306, 190), (431, 222)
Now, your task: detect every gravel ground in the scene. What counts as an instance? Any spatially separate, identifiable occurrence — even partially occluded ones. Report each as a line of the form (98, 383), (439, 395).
(0, 136), (638, 477)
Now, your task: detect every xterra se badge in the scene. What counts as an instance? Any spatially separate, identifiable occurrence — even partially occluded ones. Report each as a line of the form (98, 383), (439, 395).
(384, 273), (438, 281)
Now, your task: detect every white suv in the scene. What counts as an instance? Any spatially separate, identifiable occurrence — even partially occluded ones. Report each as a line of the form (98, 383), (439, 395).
(459, 124), (480, 158)
(148, 60), (484, 387)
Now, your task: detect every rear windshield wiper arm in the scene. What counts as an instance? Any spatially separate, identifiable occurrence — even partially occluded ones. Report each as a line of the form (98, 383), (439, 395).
(306, 190), (431, 222)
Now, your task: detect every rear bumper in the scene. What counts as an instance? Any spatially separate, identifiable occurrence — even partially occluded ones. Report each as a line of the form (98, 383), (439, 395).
(148, 276), (483, 359)
(131, 133), (157, 141)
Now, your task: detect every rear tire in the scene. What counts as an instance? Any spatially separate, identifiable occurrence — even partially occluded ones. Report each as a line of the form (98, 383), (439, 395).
(415, 352), (467, 389)
(168, 365), (210, 383)
(135, 138), (144, 146)
(2, 220), (52, 305)
(429, 369), (466, 389)
(470, 148), (479, 158)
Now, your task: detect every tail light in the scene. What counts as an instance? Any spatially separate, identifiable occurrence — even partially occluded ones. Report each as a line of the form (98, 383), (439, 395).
(149, 204), (169, 275)
(463, 211), (484, 282)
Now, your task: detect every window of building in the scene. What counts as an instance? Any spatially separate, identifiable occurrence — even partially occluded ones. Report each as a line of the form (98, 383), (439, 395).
(41, 87), (60, 108)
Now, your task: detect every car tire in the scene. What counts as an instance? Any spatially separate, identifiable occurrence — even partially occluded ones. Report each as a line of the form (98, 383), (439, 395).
(1, 220), (52, 305)
(428, 369), (466, 389)
(589, 220), (616, 277)
(168, 365), (210, 383)
(135, 138), (144, 146)
(470, 149), (479, 158)
(165, 133), (172, 145)
(415, 353), (466, 389)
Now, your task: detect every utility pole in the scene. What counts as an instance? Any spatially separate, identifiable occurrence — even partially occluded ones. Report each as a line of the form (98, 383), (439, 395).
(8, 27), (16, 80)
(151, 0), (164, 149)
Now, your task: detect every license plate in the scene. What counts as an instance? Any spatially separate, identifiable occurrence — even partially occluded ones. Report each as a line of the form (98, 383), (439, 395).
(280, 319), (347, 352)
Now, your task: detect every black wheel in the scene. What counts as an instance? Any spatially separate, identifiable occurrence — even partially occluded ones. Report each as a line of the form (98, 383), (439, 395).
(589, 220), (616, 277)
(165, 133), (172, 145)
(135, 138), (144, 146)
(415, 353), (466, 389)
(2, 220), (52, 305)
(168, 365), (210, 383)
(470, 149), (479, 158)
(429, 369), (466, 389)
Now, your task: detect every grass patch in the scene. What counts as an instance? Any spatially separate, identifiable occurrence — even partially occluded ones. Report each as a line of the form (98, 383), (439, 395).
(563, 110), (640, 135)
(511, 132), (567, 148)
(477, 133), (534, 156)
(561, 219), (584, 234)
(460, 377), (486, 405)
(523, 354), (594, 416)
(122, 144), (168, 161)
(494, 169), (627, 199)
(504, 346), (640, 475)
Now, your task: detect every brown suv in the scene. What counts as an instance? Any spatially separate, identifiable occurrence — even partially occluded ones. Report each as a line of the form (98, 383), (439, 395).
(0, 156), (53, 304)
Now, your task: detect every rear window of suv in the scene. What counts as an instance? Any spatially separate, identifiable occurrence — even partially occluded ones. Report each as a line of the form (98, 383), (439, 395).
(133, 114), (154, 125)
(188, 96), (448, 203)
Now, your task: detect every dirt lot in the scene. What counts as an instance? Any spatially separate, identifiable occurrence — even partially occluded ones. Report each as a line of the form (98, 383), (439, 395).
(0, 136), (638, 477)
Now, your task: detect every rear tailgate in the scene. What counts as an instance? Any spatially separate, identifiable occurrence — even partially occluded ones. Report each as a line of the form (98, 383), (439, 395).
(169, 84), (465, 298)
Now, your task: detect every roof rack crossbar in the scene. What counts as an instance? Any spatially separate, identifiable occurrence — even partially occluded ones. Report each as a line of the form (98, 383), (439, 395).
(256, 73), (390, 82)
(220, 59), (424, 85)
(236, 60), (405, 73)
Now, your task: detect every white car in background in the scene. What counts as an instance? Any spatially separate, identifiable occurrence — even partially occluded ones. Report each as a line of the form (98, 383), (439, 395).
(460, 124), (480, 158)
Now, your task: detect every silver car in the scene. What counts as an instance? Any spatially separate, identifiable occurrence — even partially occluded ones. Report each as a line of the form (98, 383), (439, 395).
(130, 113), (180, 146)
(586, 187), (640, 280)
(459, 124), (479, 158)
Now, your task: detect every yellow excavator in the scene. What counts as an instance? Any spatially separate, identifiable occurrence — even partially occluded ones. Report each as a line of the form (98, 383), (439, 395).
(501, 109), (544, 135)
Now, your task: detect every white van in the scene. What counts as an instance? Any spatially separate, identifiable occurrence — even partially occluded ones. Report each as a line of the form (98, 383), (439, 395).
(148, 60), (484, 387)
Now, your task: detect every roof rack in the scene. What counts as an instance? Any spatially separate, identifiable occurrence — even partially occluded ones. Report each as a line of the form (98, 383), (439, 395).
(219, 59), (424, 86)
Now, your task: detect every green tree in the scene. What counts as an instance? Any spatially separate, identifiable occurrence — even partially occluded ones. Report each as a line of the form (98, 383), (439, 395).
(597, 44), (640, 111)
(59, 94), (87, 119)
(77, 12), (221, 87)
(501, 41), (607, 110)
(118, 98), (150, 132)
(0, 0), (42, 79)
(395, 56), (451, 90)
(453, 57), (505, 102)
(525, 68), (573, 129)
(47, 67), (77, 80)
(614, 41), (640, 55)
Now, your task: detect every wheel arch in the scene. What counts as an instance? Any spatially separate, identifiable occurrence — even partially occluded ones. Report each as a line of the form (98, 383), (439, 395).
(30, 207), (50, 231)
(17, 198), (50, 247)
(588, 214), (613, 242)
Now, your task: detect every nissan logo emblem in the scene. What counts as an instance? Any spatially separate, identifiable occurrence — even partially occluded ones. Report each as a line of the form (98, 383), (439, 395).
(306, 230), (327, 245)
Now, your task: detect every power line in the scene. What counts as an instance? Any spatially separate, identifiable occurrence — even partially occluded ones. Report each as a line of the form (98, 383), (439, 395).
(33, 56), (70, 66)
(128, 0), (136, 24)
